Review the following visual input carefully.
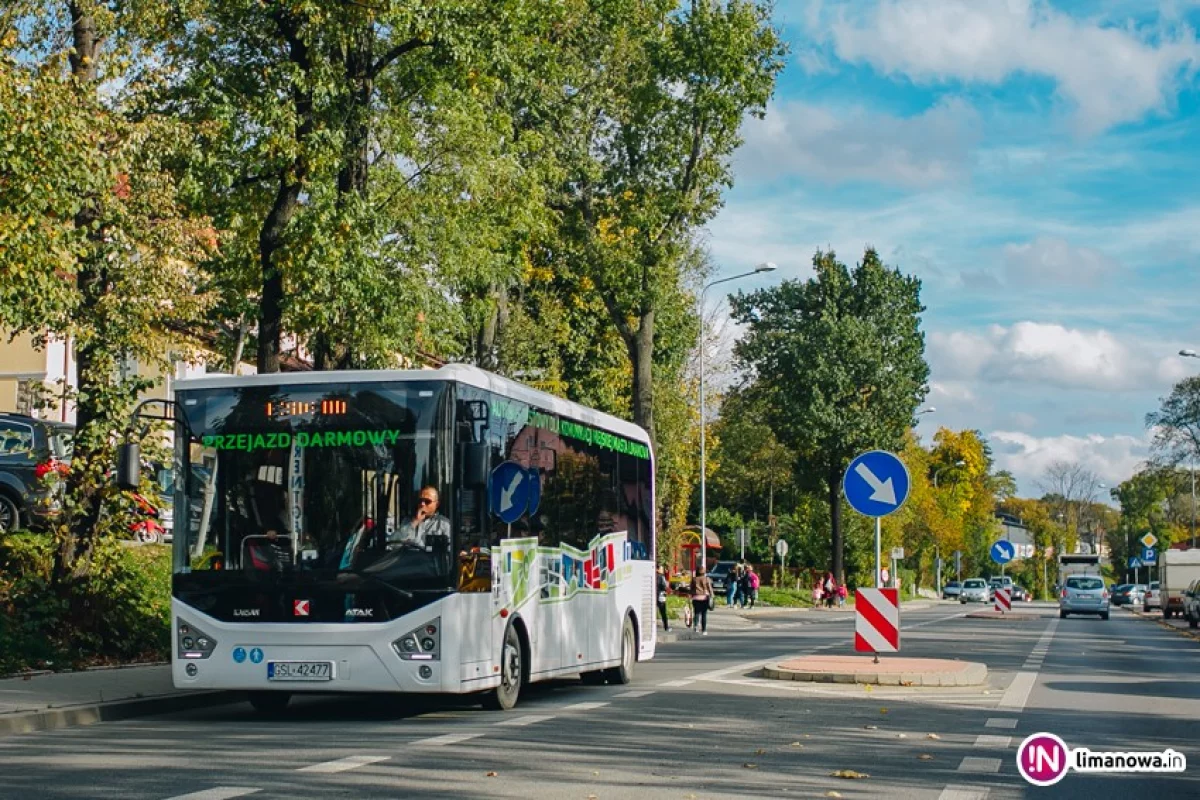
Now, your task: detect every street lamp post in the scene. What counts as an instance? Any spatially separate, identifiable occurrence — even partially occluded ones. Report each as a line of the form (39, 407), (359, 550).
(699, 262), (777, 573)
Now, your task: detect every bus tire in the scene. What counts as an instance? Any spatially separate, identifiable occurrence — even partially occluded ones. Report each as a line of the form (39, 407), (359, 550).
(603, 616), (636, 685)
(484, 623), (524, 711)
(247, 691), (290, 715)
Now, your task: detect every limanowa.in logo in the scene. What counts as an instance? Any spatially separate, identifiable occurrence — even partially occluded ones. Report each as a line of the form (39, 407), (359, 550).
(1017, 732), (1187, 787)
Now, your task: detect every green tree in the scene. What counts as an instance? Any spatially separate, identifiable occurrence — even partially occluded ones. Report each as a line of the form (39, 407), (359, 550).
(730, 248), (930, 583)
(554, 0), (784, 444)
(1, 2), (214, 579)
(1147, 376), (1200, 464)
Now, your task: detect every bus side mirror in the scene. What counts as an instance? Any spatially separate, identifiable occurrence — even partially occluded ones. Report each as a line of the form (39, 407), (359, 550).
(116, 442), (141, 491)
(460, 442), (490, 489)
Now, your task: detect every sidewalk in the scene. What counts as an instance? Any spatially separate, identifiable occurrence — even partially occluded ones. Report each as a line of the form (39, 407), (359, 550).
(0, 665), (238, 736)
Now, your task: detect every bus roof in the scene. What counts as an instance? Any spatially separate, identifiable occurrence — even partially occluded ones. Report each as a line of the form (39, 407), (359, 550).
(173, 364), (652, 448)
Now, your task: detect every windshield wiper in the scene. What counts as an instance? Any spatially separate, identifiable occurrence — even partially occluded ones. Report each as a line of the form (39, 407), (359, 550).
(336, 569), (414, 600)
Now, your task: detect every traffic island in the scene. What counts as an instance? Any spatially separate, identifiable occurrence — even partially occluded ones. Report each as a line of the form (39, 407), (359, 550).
(964, 610), (1040, 621)
(762, 655), (987, 687)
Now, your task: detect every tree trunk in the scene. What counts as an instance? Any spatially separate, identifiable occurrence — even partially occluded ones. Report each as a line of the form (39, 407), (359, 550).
(257, 11), (314, 374)
(54, 1), (104, 583)
(828, 465), (843, 585)
(628, 309), (655, 445)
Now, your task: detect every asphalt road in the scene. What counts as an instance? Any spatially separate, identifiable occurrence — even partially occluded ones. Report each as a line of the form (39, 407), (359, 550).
(1, 602), (1197, 799)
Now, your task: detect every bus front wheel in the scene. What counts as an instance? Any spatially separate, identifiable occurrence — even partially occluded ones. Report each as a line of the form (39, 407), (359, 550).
(603, 616), (636, 685)
(247, 691), (290, 715)
(484, 623), (523, 711)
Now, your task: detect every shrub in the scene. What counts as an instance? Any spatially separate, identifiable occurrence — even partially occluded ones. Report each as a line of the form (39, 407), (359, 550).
(0, 531), (170, 674)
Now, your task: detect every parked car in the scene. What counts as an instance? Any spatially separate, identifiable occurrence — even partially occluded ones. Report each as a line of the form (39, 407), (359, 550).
(1111, 584), (1146, 607)
(941, 580), (962, 600)
(709, 560), (739, 594)
(0, 413), (73, 532)
(960, 578), (991, 603)
(1011, 585), (1031, 602)
(1182, 579), (1200, 629)
(1143, 581), (1162, 612)
(1060, 575), (1110, 620)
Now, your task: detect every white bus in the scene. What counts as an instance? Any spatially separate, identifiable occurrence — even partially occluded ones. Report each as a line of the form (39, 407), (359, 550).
(120, 365), (656, 712)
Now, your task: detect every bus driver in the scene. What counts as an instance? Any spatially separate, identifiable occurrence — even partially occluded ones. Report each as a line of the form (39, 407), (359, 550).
(392, 485), (450, 549)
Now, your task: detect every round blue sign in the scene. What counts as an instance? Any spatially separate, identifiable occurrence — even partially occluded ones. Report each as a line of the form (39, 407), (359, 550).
(490, 461), (531, 524)
(843, 450), (911, 518)
(249, 647), (264, 664)
(232, 647), (247, 664)
(990, 540), (1015, 565)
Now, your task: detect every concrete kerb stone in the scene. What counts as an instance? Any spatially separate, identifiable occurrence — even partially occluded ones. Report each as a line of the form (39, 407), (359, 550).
(761, 656), (988, 687)
(0, 690), (242, 737)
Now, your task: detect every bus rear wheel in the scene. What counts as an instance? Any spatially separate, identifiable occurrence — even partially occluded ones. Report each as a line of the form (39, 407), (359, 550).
(604, 617), (636, 685)
(484, 623), (523, 711)
(247, 691), (290, 715)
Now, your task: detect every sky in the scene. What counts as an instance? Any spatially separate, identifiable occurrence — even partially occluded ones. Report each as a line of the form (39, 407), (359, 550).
(704, 0), (1200, 498)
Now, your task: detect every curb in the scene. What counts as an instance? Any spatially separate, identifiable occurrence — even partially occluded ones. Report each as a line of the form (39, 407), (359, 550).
(761, 660), (988, 687)
(0, 690), (242, 737)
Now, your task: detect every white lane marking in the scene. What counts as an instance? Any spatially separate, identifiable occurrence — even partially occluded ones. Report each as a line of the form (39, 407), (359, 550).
(903, 610), (972, 629)
(659, 679), (693, 687)
(973, 734), (1012, 748)
(614, 690), (655, 698)
(938, 785), (990, 800)
(298, 755), (389, 774)
(957, 757), (1002, 773)
(493, 714), (556, 727)
(985, 718), (1018, 729)
(998, 672), (1037, 710)
(413, 733), (485, 746)
(560, 701), (609, 712)
(164, 790), (261, 800)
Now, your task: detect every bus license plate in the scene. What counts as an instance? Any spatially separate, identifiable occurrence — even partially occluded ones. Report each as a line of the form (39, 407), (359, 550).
(267, 661), (334, 681)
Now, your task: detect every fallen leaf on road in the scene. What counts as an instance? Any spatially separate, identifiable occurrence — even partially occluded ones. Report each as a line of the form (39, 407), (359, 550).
(486, 771), (499, 777)
(918, 754), (934, 761)
(863, 684), (873, 692)
(743, 763), (758, 769)
(825, 793), (843, 798)
(592, 771), (599, 776)
(790, 742), (803, 748)
(879, 708), (889, 714)
(864, 725), (878, 730)
(830, 770), (869, 779)
(926, 733), (941, 740)
(804, 734), (812, 738)
(900, 681), (913, 686)
(896, 733), (907, 738)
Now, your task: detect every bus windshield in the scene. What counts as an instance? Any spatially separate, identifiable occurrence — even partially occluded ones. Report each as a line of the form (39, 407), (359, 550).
(173, 380), (454, 613)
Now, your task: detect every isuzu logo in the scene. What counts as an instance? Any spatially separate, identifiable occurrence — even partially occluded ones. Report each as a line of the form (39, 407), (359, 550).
(346, 608), (374, 618)
(293, 599), (311, 616)
(233, 609), (260, 618)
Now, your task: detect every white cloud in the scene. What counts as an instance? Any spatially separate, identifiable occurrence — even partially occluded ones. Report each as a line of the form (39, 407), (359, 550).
(824, 0), (1200, 134)
(738, 99), (980, 188)
(990, 430), (1149, 495)
(928, 322), (1190, 391)
(1001, 236), (1120, 286)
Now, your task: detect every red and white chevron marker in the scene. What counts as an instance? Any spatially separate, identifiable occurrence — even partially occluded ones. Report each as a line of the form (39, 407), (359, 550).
(994, 587), (1011, 613)
(854, 588), (900, 653)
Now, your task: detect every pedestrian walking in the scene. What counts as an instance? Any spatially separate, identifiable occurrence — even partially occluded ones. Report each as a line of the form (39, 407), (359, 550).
(823, 572), (836, 609)
(690, 567), (714, 635)
(726, 564), (740, 607)
(812, 579), (823, 607)
(738, 566), (752, 608)
(837, 582), (847, 608)
(656, 566), (671, 631)
(747, 566), (760, 608)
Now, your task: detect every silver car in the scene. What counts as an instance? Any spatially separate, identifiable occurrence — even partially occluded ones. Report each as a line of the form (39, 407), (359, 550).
(1060, 575), (1110, 620)
(960, 578), (991, 603)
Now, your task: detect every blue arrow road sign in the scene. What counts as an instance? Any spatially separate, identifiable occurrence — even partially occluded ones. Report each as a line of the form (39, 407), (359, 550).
(1142, 546), (1158, 564)
(526, 468), (541, 517)
(490, 461), (530, 524)
(990, 539), (1015, 565)
(843, 450), (911, 517)
(1128, 557), (1143, 568)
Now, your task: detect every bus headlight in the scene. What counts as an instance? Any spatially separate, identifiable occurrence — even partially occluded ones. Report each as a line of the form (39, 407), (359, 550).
(392, 617), (440, 661)
(178, 619), (217, 660)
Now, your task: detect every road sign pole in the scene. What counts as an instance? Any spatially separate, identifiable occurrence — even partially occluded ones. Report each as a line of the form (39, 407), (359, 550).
(875, 518), (882, 588)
